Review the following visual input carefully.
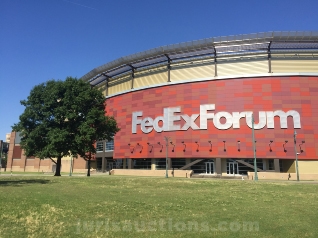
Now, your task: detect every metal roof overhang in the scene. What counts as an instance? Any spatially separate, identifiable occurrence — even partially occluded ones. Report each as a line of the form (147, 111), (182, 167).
(80, 31), (318, 86)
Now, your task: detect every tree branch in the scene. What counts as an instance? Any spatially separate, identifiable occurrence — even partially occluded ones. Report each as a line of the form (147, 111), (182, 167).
(49, 157), (57, 164)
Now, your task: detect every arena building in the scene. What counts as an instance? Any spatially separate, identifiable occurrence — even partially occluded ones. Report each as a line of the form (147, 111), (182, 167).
(7, 32), (318, 179)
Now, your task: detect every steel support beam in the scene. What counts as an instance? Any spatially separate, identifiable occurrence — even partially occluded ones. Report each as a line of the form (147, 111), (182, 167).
(268, 41), (272, 73)
(102, 73), (111, 96)
(213, 46), (217, 77)
(165, 54), (171, 82)
(236, 160), (264, 172)
(179, 159), (204, 170)
(127, 64), (136, 89)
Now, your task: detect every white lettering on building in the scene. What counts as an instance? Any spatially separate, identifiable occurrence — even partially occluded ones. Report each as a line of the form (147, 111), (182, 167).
(132, 104), (301, 134)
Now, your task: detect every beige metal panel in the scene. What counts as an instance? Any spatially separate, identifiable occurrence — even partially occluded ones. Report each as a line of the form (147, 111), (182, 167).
(108, 75), (131, 95)
(298, 160), (318, 174)
(134, 68), (167, 88)
(170, 63), (215, 82)
(217, 60), (268, 77)
(96, 83), (107, 97)
(272, 60), (318, 73)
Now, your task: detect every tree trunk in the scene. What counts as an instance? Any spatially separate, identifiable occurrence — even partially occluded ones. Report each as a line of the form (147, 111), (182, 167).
(54, 156), (62, 176)
(87, 158), (91, 177)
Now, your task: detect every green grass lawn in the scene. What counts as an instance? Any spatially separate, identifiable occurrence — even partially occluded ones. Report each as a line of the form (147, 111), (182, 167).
(0, 176), (317, 238)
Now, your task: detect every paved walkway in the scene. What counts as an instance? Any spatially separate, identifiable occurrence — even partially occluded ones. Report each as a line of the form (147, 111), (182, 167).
(0, 172), (110, 177)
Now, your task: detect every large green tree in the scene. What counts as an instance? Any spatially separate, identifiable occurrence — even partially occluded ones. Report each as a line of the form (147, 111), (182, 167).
(12, 77), (119, 176)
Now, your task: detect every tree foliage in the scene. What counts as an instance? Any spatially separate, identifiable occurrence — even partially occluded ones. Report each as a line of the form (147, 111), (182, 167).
(12, 77), (119, 176)
(1, 142), (9, 169)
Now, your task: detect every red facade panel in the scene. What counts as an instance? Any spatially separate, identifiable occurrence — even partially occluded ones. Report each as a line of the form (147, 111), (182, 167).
(107, 76), (318, 160)
(12, 145), (22, 159)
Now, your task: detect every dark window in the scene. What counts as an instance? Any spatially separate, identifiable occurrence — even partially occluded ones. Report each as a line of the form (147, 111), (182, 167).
(96, 142), (103, 152)
(106, 141), (114, 151)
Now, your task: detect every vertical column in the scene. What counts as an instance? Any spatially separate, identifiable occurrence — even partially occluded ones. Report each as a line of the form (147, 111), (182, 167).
(215, 158), (222, 175)
(221, 159), (227, 175)
(123, 159), (127, 169)
(128, 159), (133, 169)
(101, 157), (105, 173)
(151, 158), (156, 170)
(262, 159), (267, 171)
(274, 159), (280, 172)
(7, 132), (16, 170)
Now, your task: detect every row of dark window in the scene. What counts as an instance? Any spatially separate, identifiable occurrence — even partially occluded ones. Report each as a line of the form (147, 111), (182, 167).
(96, 141), (114, 152)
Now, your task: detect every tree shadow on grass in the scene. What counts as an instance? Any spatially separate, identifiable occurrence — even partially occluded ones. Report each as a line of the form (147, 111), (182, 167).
(0, 179), (51, 187)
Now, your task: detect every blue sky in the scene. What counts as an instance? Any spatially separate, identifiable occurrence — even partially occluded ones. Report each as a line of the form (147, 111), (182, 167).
(1, 0), (318, 141)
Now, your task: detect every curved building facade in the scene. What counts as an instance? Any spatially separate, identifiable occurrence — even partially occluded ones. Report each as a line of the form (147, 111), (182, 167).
(8, 32), (318, 178)
(83, 32), (318, 178)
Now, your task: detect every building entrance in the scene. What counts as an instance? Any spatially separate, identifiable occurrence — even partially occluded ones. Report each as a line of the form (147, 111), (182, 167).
(205, 162), (214, 174)
(227, 162), (239, 175)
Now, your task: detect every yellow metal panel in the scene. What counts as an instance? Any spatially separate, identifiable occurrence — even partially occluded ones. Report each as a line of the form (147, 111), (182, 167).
(170, 63), (214, 82)
(272, 60), (318, 73)
(217, 60), (267, 77)
(298, 160), (318, 174)
(134, 68), (167, 88)
(108, 75), (131, 95)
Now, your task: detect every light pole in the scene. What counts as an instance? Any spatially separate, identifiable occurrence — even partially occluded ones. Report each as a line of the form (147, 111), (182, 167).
(294, 130), (300, 181)
(164, 136), (170, 178)
(252, 114), (258, 181)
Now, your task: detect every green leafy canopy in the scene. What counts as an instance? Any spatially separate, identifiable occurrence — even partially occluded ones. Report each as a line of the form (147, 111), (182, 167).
(12, 77), (120, 160)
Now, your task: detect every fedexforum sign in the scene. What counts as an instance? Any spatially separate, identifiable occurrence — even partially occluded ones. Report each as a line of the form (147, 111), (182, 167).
(132, 104), (301, 134)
